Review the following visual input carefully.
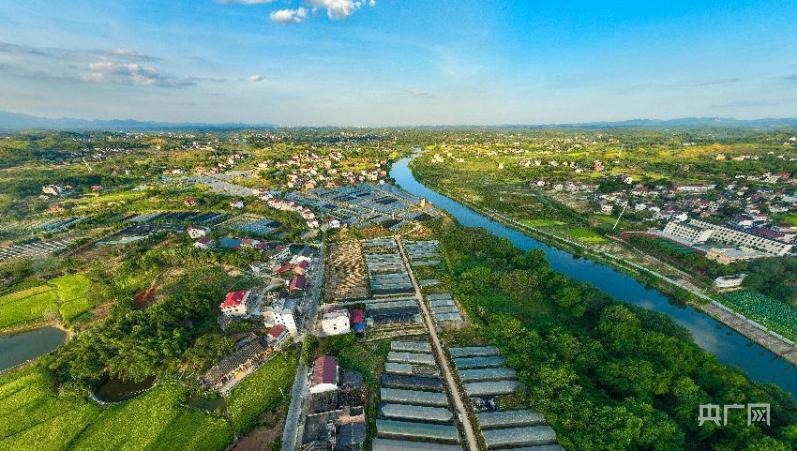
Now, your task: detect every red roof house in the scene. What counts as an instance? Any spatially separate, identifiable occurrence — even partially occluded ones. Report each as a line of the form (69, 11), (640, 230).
(267, 325), (288, 344)
(350, 309), (364, 324)
(310, 355), (338, 393)
(219, 290), (250, 316)
(289, 274), (306, 291)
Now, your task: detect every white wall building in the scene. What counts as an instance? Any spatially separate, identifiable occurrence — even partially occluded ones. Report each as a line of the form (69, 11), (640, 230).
(320, 309), (350, 336)
(661, 221), (714, 245)
(266, 298), (300, 335)
(690, 219), (793, 256)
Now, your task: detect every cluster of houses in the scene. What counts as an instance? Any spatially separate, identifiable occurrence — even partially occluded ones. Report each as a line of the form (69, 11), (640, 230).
(259, 151), (388, 192)
(216, 246), (318, 335)
(590, 176), (797, 223)
(258, 193), (322, 229)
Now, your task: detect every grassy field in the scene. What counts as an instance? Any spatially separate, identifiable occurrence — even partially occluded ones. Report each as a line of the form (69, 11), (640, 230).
(227, 351), (298, 435)
(0, 366), (231, 451)
(0, 351), (299, 450)
(0, 274), (94, 329)
(777, 212), (797, 226)
(567, 228), (609, 244)
(521, 219), (567, 228)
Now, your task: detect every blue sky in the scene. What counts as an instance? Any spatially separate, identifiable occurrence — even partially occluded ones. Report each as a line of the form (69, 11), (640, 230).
(1, 0), (796, 125)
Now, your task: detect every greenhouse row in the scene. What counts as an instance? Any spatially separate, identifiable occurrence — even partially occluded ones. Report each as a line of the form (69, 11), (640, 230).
(449, 346), (500, 358)
(464, 380), (522, 397)
(391, 340), (432, 353)
(380, 403), (454, 423)
(458, 367), (517, 382)
(376, 340), (463, 446)
(482, 426), (559, 449)
(453, 356), (506, 370)
(372, 438), (462, 451)
(380, 388), (449, 407)
(388, 351), (436, 365)
(424, 292), (464, 328)
(382, 374), (445, 391)
(376, 420), (461, 443)
(450, 346), (564, 450)
(476, 410), (546, 429)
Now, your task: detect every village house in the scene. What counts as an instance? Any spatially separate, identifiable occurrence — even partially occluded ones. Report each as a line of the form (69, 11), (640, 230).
(193, 236), (214, 250)
(265, 297), (300, 334)
(310, 356), (339, 394)
(186, 226), (209, 239)
(219, 290), (251, 317)
(267, 324), (289, 346)
(320, 309), (351, 336)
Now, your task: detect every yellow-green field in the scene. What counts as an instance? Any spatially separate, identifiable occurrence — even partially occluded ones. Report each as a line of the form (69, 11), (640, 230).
(521, 219), (567, 228)
(567, 228), (609, 244)
(0, 352), (297, 451)
(0, 274), (93, 329)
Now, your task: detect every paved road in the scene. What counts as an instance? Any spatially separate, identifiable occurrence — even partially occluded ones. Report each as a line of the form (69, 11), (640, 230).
(396, 237), (479, 451)
(281, 239), (326, 451)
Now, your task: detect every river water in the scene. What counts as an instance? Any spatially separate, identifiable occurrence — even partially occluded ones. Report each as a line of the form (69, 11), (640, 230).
(0, 327), (66, 372)
(391, 156), (797, 397)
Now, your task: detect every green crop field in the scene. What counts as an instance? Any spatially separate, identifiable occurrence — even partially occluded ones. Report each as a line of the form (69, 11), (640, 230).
(227, 351), (298, 434)
(522, 219), (567, 228)
(778, 213), (797, 226)
(723, 291), (797, 342)
(0, 274), (95, 329)
(568, 228), (608, 244)
(0, 366), (233, 451)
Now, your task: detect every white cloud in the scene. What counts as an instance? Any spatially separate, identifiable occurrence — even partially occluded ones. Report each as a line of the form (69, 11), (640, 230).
(217, 0), (275, 4)
(405, 88), (432, 98)
(306, 0), (373, 20)
(270, 7), (308, 23)
(249, 74), (264, 82)
(83, 61), (195, 88)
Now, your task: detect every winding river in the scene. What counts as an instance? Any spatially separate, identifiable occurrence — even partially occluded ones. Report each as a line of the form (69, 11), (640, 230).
(391, 156), (797, 397)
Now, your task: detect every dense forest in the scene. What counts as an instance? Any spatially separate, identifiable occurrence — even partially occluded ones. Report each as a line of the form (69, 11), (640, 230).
(436, 222), (797, 450)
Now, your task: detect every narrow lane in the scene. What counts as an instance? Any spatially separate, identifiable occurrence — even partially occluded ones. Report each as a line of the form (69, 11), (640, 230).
(281, 240), (325, 451)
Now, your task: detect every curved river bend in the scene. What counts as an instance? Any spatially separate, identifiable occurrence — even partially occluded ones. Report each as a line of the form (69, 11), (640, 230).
(391, 156), (797, 397)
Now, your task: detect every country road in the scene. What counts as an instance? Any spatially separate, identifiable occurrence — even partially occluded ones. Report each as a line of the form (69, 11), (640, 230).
(281, 239), (326, 451)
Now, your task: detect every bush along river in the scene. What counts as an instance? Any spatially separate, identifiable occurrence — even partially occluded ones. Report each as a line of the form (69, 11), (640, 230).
(391, 155), (797, 397)
(0, 326), (66, 372)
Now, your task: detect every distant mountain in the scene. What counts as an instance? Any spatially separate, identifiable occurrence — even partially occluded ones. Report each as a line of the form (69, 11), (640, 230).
(0, 111), (276, 131)
(1, 110), (796, 131)
(551, 117), (797, 129)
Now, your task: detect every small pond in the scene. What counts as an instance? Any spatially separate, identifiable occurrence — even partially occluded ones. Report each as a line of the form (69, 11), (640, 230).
(0, 327), (67, 372)
(94, 376), (156, 403)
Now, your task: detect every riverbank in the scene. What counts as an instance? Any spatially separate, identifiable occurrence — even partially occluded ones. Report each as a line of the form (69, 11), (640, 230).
(392, 155), (797, 395)
(426, 187), (797, 367)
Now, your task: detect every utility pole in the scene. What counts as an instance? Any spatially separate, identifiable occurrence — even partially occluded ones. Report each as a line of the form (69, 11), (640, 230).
(612, 204), (627, 232)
